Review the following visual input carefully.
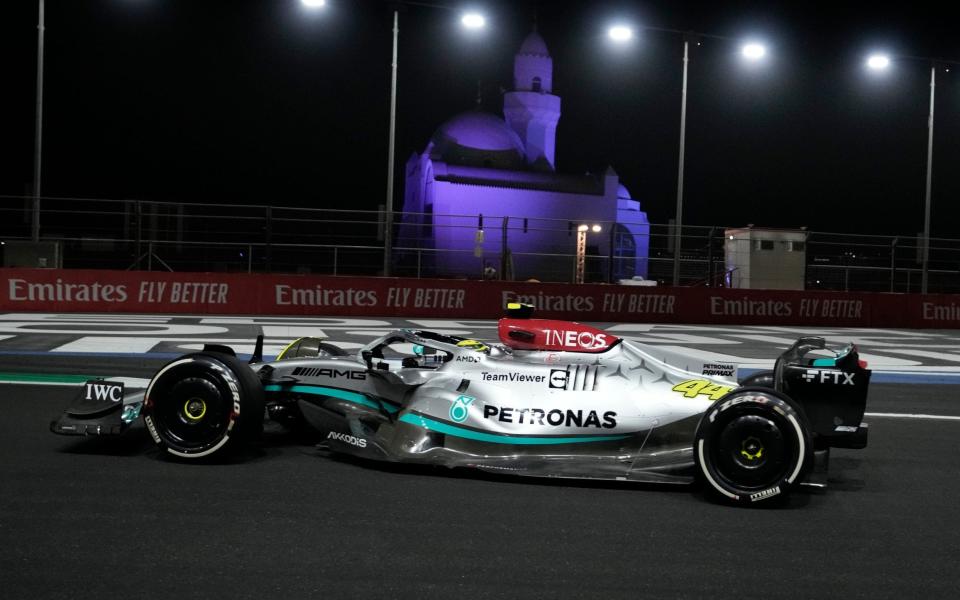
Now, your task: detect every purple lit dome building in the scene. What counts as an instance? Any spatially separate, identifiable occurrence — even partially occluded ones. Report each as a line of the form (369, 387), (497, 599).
(399, 30), (649, 281)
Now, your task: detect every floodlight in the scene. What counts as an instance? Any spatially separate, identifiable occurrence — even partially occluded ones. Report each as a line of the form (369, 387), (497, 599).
(461, 13), (486, 29)
(742, 43), (766, 60)
(608, 25), (633, 43)
(867, 54), (891, 70)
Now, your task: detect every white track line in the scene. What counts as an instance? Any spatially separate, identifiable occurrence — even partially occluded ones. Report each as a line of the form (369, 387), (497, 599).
(865, 412), (960, 421)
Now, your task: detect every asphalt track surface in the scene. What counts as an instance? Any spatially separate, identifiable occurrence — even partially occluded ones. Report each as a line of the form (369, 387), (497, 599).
(2, 317), (960, 598)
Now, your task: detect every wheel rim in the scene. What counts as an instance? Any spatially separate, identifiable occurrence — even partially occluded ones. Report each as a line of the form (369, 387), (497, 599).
(153, 374), (231, 451)
(712, 412), (794, 491)
(183, 398), (208, 422)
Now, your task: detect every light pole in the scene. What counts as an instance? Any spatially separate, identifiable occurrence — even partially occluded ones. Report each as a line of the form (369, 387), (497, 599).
(673, 35), (690, 288)
(607, 25), (767, 286)
(575, 224), (602, 284)
(866, 53), (958, 294)
(32, 0), (45, 243)
(384, 7), (399, 277)
(381, 4), (485, 276)
(922, 64), (936, 295)
(302, 0), (486, 276)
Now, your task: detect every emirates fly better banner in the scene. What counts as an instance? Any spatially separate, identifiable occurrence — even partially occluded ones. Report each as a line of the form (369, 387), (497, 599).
(2, 268), (960, 328)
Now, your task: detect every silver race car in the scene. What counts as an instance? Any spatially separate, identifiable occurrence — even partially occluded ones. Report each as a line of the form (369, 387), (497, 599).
(52, 305), (870, 505)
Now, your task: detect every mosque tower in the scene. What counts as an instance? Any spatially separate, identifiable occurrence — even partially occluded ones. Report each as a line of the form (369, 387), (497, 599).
(503, 29), (561, 172)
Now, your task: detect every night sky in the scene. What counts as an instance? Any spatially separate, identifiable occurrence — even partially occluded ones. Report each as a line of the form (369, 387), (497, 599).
(3, 0), (960, 237)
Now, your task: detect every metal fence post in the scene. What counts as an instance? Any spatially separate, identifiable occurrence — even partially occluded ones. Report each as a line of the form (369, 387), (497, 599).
(607, 224), (615, 283)
(135, 200), (142, 270)
(265, 206), (273, 273)
(706, 227), (715, 286)
(500, 216), (508, 281)
(890, 237), (898, 293)
(175, 203), (183, 253)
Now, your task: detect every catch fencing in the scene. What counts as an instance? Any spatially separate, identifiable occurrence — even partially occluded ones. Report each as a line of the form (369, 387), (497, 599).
(2, 195), (959, 293)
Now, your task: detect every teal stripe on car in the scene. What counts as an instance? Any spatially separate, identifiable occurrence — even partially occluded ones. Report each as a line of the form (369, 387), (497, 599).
(263, 384), (399, 413)
(398, 413), (630, 446)
(812, 358), (837, 367)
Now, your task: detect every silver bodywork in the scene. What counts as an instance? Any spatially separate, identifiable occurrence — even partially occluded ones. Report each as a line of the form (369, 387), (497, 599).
(258, 330), (741, 485)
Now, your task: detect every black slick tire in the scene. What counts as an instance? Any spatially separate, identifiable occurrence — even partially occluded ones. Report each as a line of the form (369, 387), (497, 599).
(142, 352), (264, 460)
(694, 387), (812, 505)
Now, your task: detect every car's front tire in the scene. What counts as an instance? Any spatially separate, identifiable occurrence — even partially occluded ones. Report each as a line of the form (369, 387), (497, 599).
(143, 352), (264, 460)
(694, 388), (811, 505)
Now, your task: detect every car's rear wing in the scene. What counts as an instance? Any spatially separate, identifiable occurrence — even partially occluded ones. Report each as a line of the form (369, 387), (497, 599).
(774, 337), (870, 449)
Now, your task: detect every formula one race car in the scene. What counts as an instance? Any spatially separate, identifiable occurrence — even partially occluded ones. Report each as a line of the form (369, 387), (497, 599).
(51, 305), (870, 505)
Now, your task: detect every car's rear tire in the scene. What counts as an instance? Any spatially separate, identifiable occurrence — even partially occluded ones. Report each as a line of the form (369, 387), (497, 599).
(694, 388), (812, 505)
(277, 337), (348, 359)
(143, 352), (264, 460)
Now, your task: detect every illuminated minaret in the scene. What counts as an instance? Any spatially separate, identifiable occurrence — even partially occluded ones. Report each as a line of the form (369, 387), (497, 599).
(503, 29), (561, 172)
